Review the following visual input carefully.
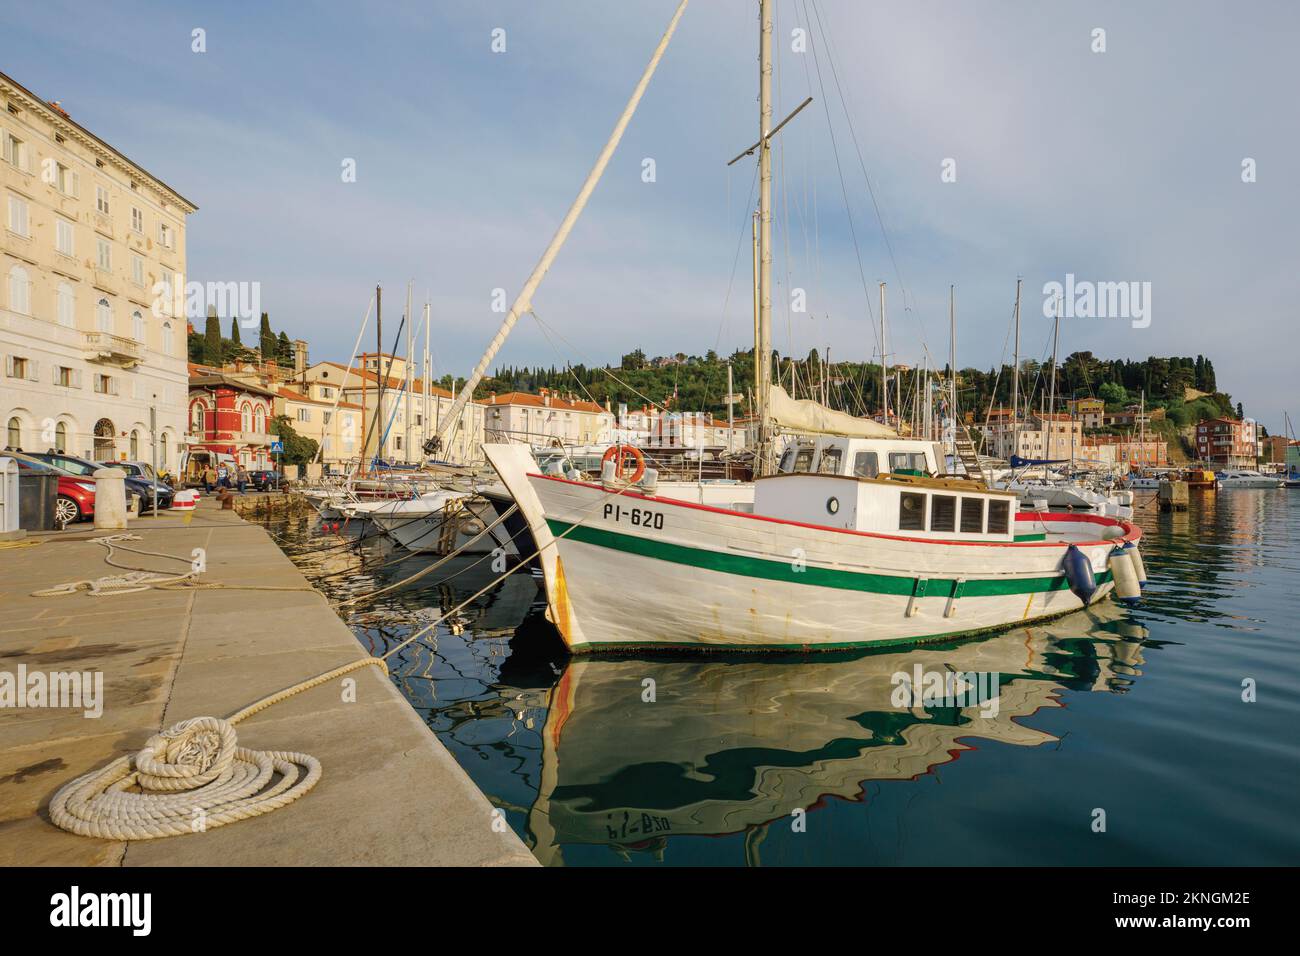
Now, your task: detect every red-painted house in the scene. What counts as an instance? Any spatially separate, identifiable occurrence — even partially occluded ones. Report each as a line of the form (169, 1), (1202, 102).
(185, 363), (277, 478)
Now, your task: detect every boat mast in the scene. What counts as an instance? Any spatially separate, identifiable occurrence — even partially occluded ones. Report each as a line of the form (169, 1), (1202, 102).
(1047, 292), (1061, 468)
(422, 299), (431, 459)
(949, 284), (956, 460)
(756, 0), (774, 474)
(1011, 277), (1021, 464)
(752, 209), (760, 418)
(430, 0), (691, 454)
(880, 281), (888, 426)
(375, 284), (383, 468)
(404, 281), (413, 464)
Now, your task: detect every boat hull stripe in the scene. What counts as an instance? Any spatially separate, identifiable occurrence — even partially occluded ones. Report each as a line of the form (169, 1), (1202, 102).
(545, 519), (1113, 597)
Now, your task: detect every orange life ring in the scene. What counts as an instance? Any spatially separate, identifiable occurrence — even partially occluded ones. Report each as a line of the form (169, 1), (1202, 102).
(601, 444), (646, 483)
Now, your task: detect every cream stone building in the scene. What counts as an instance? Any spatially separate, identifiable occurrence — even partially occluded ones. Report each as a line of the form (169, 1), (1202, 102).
(1, 71), (195, 469)
(273, 385), (363, 470)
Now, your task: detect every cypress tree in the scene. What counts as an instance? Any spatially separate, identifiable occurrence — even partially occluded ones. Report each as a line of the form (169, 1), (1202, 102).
(203, 307), (222, 366)
(258, 313), (275, 359)
(230, 316), (242, 346)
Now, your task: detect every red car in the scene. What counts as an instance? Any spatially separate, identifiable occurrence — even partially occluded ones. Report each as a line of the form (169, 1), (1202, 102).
(7, 451), (96, 524)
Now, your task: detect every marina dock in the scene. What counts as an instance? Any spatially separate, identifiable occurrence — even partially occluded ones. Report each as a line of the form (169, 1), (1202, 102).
(0, 501), (537, 867)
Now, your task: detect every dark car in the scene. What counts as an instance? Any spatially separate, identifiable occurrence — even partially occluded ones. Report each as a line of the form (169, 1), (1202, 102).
(249, 469), (284, 491)
(6, 451), (97, 524)
(28, 453), (174, 511)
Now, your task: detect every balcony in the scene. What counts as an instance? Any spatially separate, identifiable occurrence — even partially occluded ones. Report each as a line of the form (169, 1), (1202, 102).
(83, 331), (142, 367)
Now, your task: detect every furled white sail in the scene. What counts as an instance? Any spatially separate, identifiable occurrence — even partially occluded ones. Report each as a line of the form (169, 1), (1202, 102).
(768, 384), (898, 439)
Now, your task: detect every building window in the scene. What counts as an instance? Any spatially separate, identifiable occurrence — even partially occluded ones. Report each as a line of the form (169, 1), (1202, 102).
(96, 184), (111, 216)
(131, 254), (144, 286)
(54, 162), (78, 196)
(56, 366), (78, 387)
(7, 194), (29, 236)
(130, 430), (139, 459)
(96, 297), (112, 332)
(54, 421), (67, 453)
(96, 238), (112, 271)
(158, 222), (174, 249)
(2, 131), (30, 172)
(241, 404), (252, 432)
(132, 310), (144, 342)
(5, 356), (30, 379)
(191, 404), (205, 432)
(56, 218), (75, 256)
(8, 265), (31, 314)
(5, 416), (19, 449)
(254, 406), (265, 432)
(94, 373), (116, 394)
(161, 321), (173, 354)
(296, 408), (310, 423)
(131, 207), (143, 233)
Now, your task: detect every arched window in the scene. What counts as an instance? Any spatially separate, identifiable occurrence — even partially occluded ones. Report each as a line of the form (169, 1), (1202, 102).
(96, 297), (112, 332)
(8, 266), (30, 315)
(130, 429), (139, 459)
(5, 416), (20, 449)
(57, 282), (76, 328)
(54, 421), (67, 453)
(162, 321), (174, 354)
(159, 432), (168, 467)
(254, 405), (265, 433)
(132, 310), (145, 342)
(191, 403), (205, 432)
(241, 403), (252, 432)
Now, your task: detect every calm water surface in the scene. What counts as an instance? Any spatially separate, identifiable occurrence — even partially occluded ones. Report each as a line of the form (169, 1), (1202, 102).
(262, 490), (1299, 866)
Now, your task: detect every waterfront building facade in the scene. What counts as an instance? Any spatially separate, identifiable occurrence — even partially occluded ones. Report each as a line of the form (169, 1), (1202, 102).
(482, 389), (613, 448)
(1, 71), (196, 470)
(186, 364), (276, 473)
(1196, 417), (1258, 468)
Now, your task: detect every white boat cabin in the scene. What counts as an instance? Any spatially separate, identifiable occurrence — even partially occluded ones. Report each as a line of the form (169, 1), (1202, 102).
(759, 436), (1021, 542)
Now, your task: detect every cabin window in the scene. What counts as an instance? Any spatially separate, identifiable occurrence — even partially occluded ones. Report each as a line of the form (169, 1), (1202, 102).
(792, 448), (814, 473)
(960, 497), (985, 534)
(930, 495), (956, 532)
(889, 452), (927, 474)
(853, 451), (879, 478)
(988, 499), (1010, 535)
(899, 492), (926, 531)
(817, 447), (843, 474)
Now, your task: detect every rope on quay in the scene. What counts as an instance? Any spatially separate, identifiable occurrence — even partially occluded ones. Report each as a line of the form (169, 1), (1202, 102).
(47, 476), (642, 841)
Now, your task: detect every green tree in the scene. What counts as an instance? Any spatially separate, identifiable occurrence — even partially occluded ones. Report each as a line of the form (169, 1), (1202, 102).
(268, 415), (318, 468)
(203, 307), (222, 366)
(258, 313), (275, 359)
(1098, 381), (1127, 406)
(276, 331), (293, 365)
(230, 316), (241, 347)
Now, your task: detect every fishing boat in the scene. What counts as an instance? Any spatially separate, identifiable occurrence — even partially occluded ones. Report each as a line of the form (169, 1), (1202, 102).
(342, 490), (515, 555)
(486, 436), (1145, 653)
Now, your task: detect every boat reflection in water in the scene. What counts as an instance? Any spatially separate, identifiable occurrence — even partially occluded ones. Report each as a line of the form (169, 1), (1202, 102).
(525, 601), (1147, 865)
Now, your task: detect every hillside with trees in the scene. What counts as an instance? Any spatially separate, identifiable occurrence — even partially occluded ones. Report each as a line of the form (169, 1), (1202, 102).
(188, 309), (297, 369)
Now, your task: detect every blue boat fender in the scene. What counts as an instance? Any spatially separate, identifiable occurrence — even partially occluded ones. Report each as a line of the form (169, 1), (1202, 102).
(1063, 544), (1098, 604)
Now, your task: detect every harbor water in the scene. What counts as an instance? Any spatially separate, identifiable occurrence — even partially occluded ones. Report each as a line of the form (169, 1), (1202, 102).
(260, 489), (1300, 866)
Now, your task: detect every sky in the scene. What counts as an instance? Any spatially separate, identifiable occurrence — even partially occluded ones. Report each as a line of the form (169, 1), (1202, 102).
(4, 1), (1297, 431)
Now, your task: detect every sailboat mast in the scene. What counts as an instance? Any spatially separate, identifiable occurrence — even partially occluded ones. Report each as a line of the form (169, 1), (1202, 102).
(422, 300), (431, 458)
(949, 284), (956, 459)
(756, 0), (774, 474)
(752, 209), (760, 412)
(880, 282), (888, 426)
(404, 281), (413, 464)
(1011, 277), (1021, 459)
(1048, 293), (1061, 464)
(431, 0), (690, 451)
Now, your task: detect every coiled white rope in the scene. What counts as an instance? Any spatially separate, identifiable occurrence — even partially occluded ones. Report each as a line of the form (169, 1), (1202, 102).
(49, 658), (385, 840)
(32, 534), (198, 597)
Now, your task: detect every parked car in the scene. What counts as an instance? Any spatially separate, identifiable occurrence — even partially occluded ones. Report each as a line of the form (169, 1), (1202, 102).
(28, 453), (173, 511)
(96, 460), (176, 508)
(6, 451), (96, 524)
(249, 469), (285, 491)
